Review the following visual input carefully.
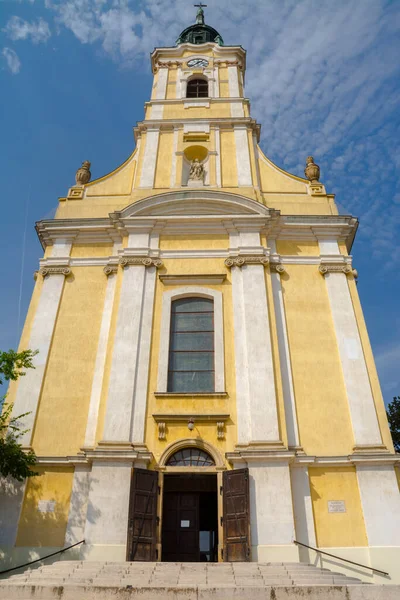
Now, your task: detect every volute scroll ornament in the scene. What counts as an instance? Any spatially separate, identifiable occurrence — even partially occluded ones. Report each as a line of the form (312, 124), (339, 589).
(40, 266), (72, 278)
(304, 156), (320, 184)
(119, 257), (163, 269)
(270, 263), (286, 274)
(224, 256), (269, 268)
(75, 161), (91, 186)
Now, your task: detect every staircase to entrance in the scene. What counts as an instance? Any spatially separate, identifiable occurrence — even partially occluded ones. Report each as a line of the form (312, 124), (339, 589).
(1, 560), (399, 599)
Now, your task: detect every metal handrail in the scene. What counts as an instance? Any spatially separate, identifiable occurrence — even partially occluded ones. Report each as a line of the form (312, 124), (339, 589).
(0, 540), (85, 577)
(293, 540), (389, 576)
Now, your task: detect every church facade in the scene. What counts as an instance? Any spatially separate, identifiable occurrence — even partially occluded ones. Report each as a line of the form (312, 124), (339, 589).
(2, 9), (400, 583)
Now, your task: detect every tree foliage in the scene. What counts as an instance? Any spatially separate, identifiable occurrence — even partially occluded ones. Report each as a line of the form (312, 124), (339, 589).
(0, 349), (39, 480)
(386, 396), (400, 453)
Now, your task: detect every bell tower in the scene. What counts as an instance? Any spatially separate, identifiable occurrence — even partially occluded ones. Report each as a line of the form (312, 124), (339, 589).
(136, 6), (255, 192)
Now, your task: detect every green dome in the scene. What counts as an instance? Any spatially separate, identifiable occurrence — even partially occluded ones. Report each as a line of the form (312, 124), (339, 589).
(176, 6), (224, 46)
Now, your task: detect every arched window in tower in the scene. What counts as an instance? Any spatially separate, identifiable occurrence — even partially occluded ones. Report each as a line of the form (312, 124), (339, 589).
(166, 448), (215, 467)
(186, 78), (209, 98)
(167, 297), (214, 392)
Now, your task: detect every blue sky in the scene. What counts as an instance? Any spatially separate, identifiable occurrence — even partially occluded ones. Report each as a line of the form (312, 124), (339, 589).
(1, 0), (399, 406)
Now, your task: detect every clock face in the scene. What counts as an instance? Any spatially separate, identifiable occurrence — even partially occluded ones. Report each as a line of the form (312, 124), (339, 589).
(187, 58), (209, 68)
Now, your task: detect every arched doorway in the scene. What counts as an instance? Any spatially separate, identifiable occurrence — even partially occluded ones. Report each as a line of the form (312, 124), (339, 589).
(161, 446), (219, 562)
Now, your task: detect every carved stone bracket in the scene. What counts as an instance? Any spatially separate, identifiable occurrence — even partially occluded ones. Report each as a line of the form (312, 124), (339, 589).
(158, 422), (166, 441)
(319, 264), (357, 277)
(119, 257), (163, 269)
(224, 256), (269, 268)
(40, 266), (71, 278)
(270, 263), (286, 274)
(103, 265), (118, 277)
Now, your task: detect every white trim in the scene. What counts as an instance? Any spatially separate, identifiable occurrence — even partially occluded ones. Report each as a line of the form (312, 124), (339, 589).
(12, 242), (71, 445)
(65, 465), (90, 546)
(324, 269), (382, 446)
(234, 126), (252, 186)
(291, 466), (317, 558)
(228, 65), (240, 97)
(214, 65), (220, 98)
(170, 127), (179, 188)
(84, 268), (118, 448)
(215, 126), (222, 187)
(130, 267), (157, 442)
(157, 286), (225, 394)
(269, 241), (300, 448)
(155, 67), (168, 100)
(139, 128), (159, 188)
(175, 66), (182, 98)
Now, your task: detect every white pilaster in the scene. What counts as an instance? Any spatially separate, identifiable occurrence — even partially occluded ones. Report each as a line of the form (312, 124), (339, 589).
(357, 465), (400, 546)
(228, 65), (240, 97)
(84, 461), (132, 560)
(176, 67), (182, 98)
(170, 127), (179, 188)
(12, 242), (71, 445)
(103, 264), (147, 442)
(155, 67), (168, 100)
(323, 278), (382, 446)
(230, 241), (280, 444)
(291, 466), (317, 560)
(213, 65), (219, 98)
(84, 267), (118, 448)
(269, 241), (300, 448)
(139, 128), (160, 188)
(234, 126), (252, 186)
(65, 465), (90, 546)
(248, 461), (297, 561)
(131, 266), (157, 442)
(215, 126), (222, 187)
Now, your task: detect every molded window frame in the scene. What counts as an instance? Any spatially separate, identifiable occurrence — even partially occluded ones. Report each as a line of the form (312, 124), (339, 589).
(157, 286), (225, 393)
(186, 76), (209, 98)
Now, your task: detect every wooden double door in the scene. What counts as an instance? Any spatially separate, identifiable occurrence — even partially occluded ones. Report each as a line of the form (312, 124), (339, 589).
(126, 468), (250, 562)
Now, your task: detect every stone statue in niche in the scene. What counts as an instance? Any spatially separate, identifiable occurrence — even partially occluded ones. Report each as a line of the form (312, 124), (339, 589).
(188, 159), (205, 185)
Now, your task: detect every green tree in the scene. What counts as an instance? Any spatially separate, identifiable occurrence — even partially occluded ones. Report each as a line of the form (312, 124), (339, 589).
(386, 396), (400, 453)
(0, 349), (39, 481)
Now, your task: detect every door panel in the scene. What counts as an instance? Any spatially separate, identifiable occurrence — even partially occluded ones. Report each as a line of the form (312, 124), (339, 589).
(162, 492), (200, 562)
(223, 468), (251, 561)
(126, 468), (158, 561)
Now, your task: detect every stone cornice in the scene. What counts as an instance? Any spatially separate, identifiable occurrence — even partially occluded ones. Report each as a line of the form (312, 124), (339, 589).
(150, 43), (246, 73)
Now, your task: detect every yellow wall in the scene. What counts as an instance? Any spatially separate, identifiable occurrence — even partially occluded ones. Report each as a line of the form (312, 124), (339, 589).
(220, 130), (237, 187)
(309, 467), (368, 547)
(70, 244), (113, 258)
(159, 235), (228, 250)
(32, 268), (106, 455)
(277, 241), (320, 256)
(282, 265), (355, 455)
(16, 467), (74, 547)
(144, 258), (237, 467)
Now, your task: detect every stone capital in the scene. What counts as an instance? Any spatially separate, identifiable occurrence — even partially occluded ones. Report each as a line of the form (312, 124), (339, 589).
(39, 265), (71, 278)
(319, 263), (357, 277)
(119, 256), (163, 269)
(224, 255), (269, 268)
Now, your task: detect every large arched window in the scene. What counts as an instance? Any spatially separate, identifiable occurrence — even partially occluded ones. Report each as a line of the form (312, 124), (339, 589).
(167, 297), (214, 392)
(166, 448), (215, 467)
(186, 78), (208, 98)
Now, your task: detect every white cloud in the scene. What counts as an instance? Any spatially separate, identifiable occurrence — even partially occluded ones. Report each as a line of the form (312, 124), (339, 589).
(2, 47), (21, 74)
(41, 0), (400, 268)
(3, 16), (51, 44)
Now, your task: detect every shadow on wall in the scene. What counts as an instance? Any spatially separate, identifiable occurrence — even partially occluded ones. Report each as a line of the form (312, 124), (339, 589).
(0, 468), (100, 573)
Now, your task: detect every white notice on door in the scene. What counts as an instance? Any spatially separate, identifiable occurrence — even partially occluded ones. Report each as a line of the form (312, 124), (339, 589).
(181, 520), (190, 528)
(38, 500), (56, 513)
(328, 500), (346, 513)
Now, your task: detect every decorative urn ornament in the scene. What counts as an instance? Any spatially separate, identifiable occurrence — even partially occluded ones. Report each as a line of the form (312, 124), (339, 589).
(75, 160), (91, 186)
(304, 156), (320, 183)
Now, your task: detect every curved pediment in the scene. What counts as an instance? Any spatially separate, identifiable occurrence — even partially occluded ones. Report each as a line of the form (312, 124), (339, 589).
(119, 190), (273, 218)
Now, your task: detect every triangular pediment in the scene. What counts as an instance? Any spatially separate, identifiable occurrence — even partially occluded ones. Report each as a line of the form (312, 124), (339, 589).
(119, 190), (272, 218)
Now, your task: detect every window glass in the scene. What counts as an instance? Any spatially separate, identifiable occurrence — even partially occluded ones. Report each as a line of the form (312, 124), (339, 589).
(167, 448), (215, 467)
(168, 297), (214, 392)
(186, 78), (208, 98)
